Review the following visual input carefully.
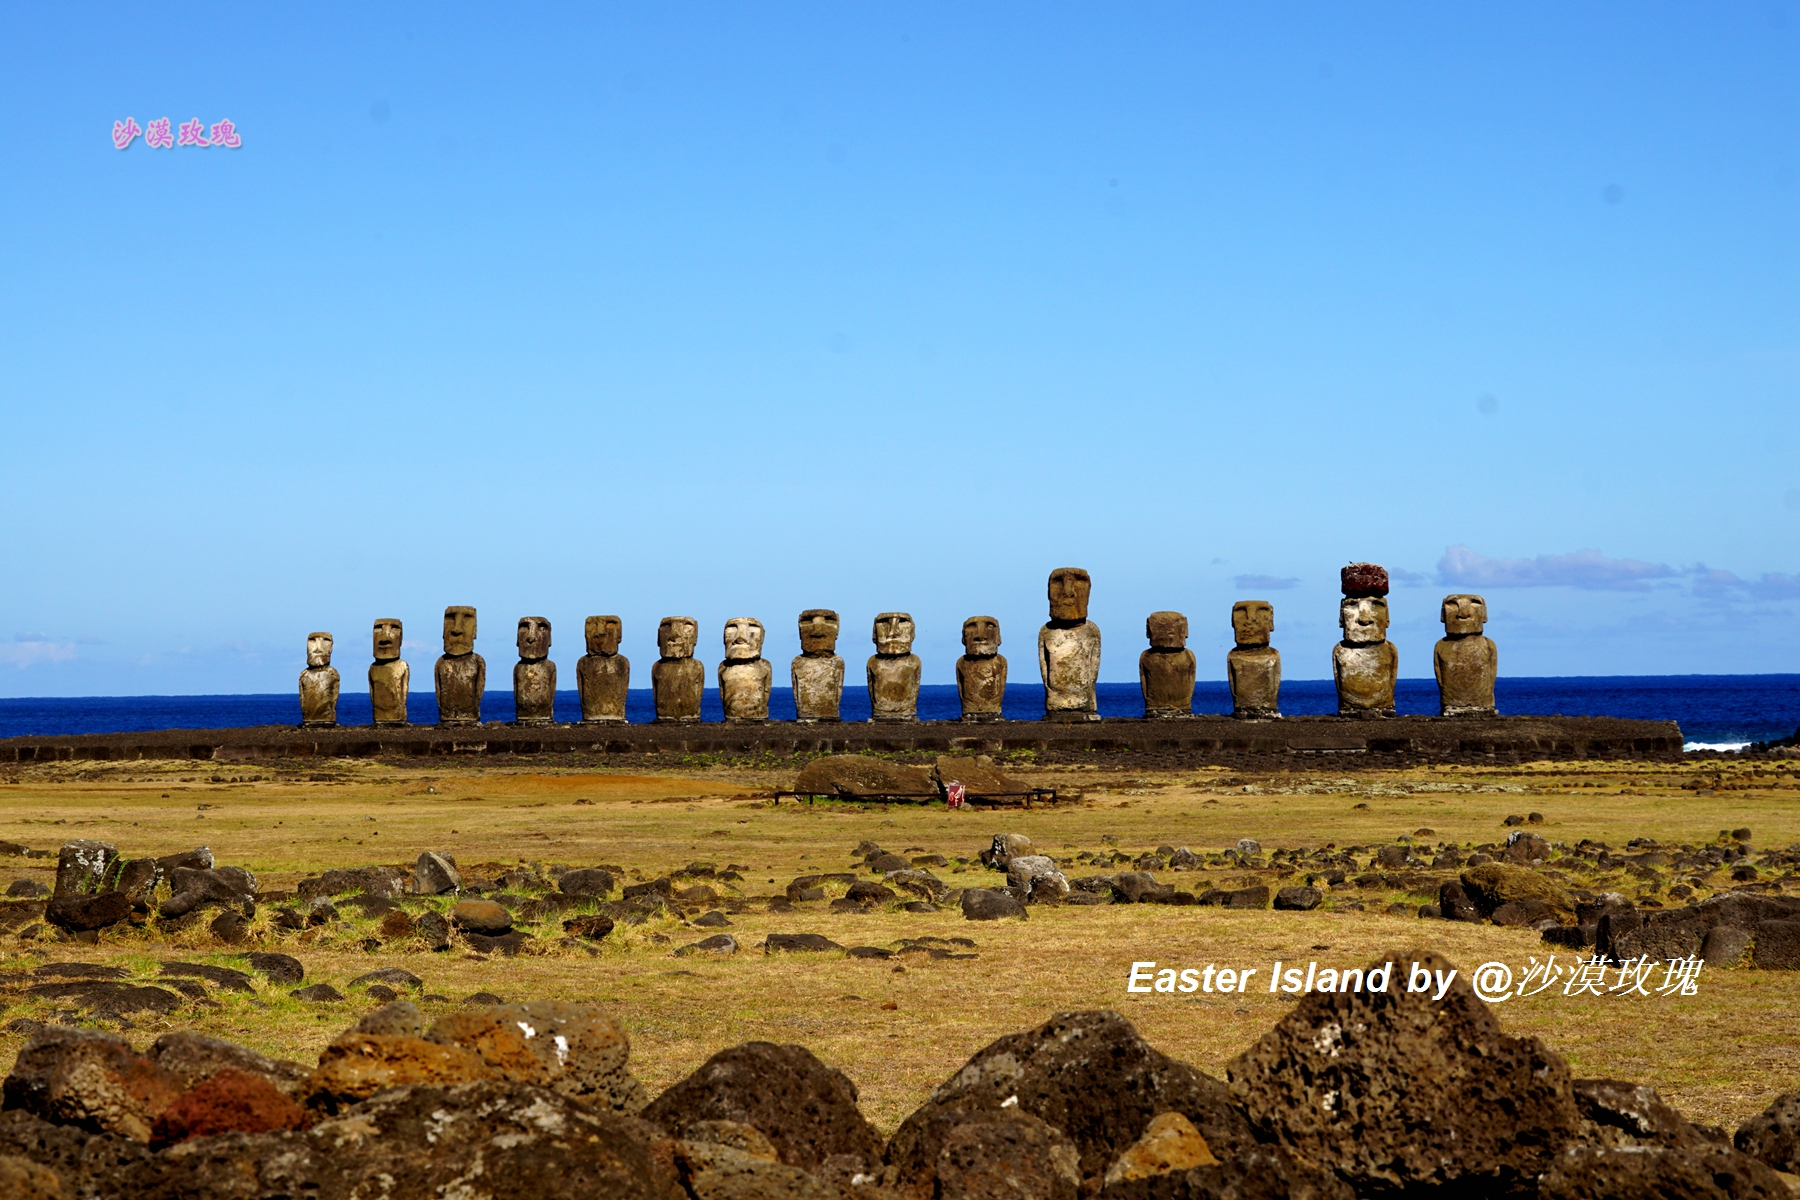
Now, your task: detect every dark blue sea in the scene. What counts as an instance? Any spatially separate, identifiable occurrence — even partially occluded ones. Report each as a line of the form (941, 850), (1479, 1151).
(1, 676), (1795, 749)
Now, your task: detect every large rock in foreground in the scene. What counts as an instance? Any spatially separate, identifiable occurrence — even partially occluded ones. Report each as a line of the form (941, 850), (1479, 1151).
(885, 1010), (1252, 1193)
(1227, 949), (1580, 1195)
(642, 1041), (883, 1174)
(1, 1026), (183, 1142)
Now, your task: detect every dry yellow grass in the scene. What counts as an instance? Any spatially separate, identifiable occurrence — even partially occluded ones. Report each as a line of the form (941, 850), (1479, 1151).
(0, 754), (1795, 1136)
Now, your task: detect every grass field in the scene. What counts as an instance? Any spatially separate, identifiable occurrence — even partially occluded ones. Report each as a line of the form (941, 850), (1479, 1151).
(0, 752), (1795, 1136)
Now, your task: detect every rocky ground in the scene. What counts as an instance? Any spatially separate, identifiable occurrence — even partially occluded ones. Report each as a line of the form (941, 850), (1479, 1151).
(0, 752), (1795, 1196)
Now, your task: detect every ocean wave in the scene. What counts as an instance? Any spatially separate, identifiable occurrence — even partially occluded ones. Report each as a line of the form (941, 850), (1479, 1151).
(1684, 741), (1750, 752)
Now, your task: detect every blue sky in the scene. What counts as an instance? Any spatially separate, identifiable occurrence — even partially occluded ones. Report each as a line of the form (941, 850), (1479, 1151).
(0, 4), (1795, 695)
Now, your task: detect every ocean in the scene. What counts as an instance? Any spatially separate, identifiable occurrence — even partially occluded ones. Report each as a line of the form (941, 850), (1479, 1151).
(1, 675), (1794, 750)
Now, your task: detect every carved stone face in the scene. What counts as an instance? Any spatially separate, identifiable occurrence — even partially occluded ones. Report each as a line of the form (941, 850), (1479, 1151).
(1048, 568), (1092, 622)
(798, 609), (840, 654)
(517, 616), (551, 660)
(723, 617), (765, 661)
(585, 615), (622, 656)
(1441, 594), (1488, 635)
(1232, 601), (1275, 647)
(1340, 596), (1390, 645)
(443, 606), (477, 655)
(657, 617), (698, 659)
(373, 619), (403, 662)
(306, 632), (333, 668)
(1145, 611), (1187, 649)
(873, 612), (915, 655)
(962, 616), (1001, 657)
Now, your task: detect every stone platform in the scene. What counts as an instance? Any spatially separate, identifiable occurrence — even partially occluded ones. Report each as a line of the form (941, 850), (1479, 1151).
(0, 713), (1683, 767)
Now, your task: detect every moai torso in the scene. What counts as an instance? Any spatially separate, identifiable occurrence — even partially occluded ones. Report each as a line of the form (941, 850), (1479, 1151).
(299, 632), (339, 727)
(868, 612), (921, 721)
(577, 616), (629, 722)
(792, 610), (845, 722)
(1334, 566), (1396, 717)
(1040, 568), (1101, 720)
(957, 616), (1007, 721)
(652, 617), (703, 722)
(1227, 600), (1281, 718)
(719, 617), (771, 722)
(1435, 594), (1497, 716)
(512, 617), (556, 725)
(369, 619), (409, 726)
(435, 605), (485, 726)
(1138, 611), (1194, 718)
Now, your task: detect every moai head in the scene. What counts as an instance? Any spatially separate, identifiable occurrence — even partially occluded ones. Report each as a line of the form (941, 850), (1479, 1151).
(873, 612), (916, 655)
(657, 616), (699, 660)
(1232, 601), (1275, 647)
(1340, 596), (1391, 646)
(305, 632), (333, 668)
(1145, 611), (1188, 650)
(723, 617), (765, 661)
(517, 616), (551, 661)
(584, 615), (622, 656)
(798, 609), (840, 655)
(962, 615), (1001, 657)
(1048, 567), (1092, 622)
(1441, 594), (1488, 636)
(443, 606), (477, 655)
(372, 619), (403, 662)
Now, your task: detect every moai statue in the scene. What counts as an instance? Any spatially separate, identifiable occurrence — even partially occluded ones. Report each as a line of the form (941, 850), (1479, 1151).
(719, 617), (772, 722)
(513, 616), (555, 726)
(1138, 612), (1194, 718)
(435, 605), (486, 726)
(1435, 594), (1498, 716)
(369, 618), (409, 727)
(1227, 600), (1282, 718)
(956, 616), (1007, 722)
(1334, 563), (1397, 717)
(1039, 567), (1101, 721)
(298, 632), (339, 727)
(867, 612), (922, 721)
(791, 609), (844, 723)
(652, 617), (704, 723)
(576, 615), (629, 723)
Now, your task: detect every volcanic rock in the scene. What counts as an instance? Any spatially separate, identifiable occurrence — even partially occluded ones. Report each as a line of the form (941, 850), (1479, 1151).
(2, 1026), (183, 1142)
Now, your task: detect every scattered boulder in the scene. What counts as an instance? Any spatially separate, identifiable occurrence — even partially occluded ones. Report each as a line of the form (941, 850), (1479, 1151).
(564, 914), (616, 941)
(43, 891), (131, 934)
(643, 1041), (883, 1173)
(1111, 873), (1175, 904)
(983, 833), (1034, 868)
(1274, 887), (1321, 912)
(1459, 863), (1572, 918)
(298, 865), (407, 900)
(377, 910), (417, 940)
(305, 1032), (492, 1110)
(676, 934), (740, 957)
(1736, 1091), (1800, 1174)
(411, 852), (461, 895)
(1006, 855), (1068, 902)
(23, 980), (181, 1017)
(765, 934), (844, 954)
(1503, 831), (1552, 864)
(933, 1108), (1081, 1199)
(886, 1010), (1252, 1187)
(559, 868), (615, 897)
(416, 911), (452, 951)
(351, 967), (423, 991)
(886, 869), (952, 904)
(147, 1032), (308, 1098)
(1102, 1111), (1219, 1186)
(158, 962), (253, 993)
(451, 898), (513, 935)
(845, 881), (895, 903)
(53, 841), (118, 897)
(960, 889), (1026, 921)
(1228, 949), (1579, 1195)
(158, 866), (257, 918)
(1572, 1078), (1707, 1151)
(2, 1026), (183, 1141)
(291, 984), (343, 1002)
(4, 880), (48, 898)
(148, 1068), (305, 1149)
(208, 911), (250, 944)
(464, 931), (532, 955)
(425, 1001), (647, 1112)
(1491, 898), (1559, 927)
(1537, 1143), (1789, 1199)
(1223, 886), (1270, 910)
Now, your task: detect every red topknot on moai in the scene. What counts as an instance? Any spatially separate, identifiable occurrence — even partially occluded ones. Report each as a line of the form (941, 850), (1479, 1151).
(1340, 562), (1390, 599)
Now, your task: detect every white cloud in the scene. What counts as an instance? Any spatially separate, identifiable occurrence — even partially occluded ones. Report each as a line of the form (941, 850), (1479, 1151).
(0, 637), (77, 668)
(1437, 545), (1677, 591)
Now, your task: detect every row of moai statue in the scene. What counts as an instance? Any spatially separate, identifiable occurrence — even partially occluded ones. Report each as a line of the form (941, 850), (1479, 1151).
(296, 564), (1498, 727)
